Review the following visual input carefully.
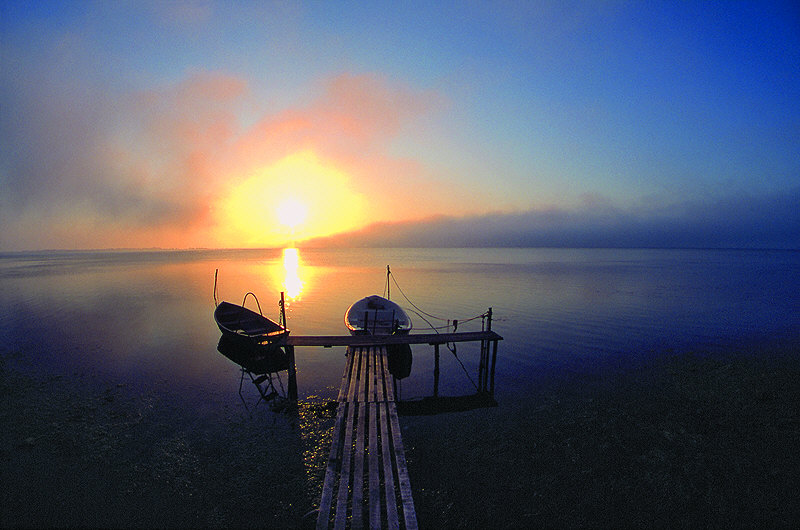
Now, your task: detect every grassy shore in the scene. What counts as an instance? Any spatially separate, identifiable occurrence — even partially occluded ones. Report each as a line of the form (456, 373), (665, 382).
(3, 335), (799, 528)
(405, 334), (800, 528)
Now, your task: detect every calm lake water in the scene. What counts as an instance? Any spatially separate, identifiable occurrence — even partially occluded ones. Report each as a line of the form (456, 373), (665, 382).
(2, 247), (799, 527)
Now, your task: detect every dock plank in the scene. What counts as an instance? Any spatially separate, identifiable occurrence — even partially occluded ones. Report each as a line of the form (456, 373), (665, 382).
(334, 401), (355, 529)
(380, 402), (399, 529)
(368, 403), (380, 528)
(352, 401), (366, 527)
(374, 350), (385, 402)
(317, 346), (417, 530)
(389, 403), (417, 530)
(338, 350), (354, 402)
(317, 404), (346, 529)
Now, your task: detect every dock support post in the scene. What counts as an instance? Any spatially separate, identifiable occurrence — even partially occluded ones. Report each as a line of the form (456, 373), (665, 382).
(280, 291), (298, 401)
(433, 343), (440, 398)
(478, 308), (493, 394)
(478, 340), (484, 392)
(489, 340), (498, 397)
(287, 345), (298, 401)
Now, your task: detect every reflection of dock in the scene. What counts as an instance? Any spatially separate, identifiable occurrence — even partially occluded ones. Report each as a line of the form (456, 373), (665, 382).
(307, 330), (502, 529)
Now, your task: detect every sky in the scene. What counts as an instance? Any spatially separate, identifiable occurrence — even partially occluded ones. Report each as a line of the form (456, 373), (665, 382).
(1, 1), (799, 250)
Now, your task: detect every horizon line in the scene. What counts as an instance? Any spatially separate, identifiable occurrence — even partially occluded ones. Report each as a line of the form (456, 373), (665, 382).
(2, 245), (799, 254)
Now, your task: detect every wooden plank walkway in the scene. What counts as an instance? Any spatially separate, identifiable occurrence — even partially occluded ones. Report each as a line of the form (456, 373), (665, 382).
(316, 345), (417, 530)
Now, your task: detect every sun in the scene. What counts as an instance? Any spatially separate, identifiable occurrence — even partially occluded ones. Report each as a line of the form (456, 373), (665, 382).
(212, 150), (367, 247)
(276, 197), (308, 230)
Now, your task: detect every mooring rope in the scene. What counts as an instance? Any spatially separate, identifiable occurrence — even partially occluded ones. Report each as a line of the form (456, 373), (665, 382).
(388, 270), (487, 325)
(388, 268), (482, 391)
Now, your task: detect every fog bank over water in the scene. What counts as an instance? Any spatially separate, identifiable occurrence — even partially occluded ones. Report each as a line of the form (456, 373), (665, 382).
(308, 188), (800, 249)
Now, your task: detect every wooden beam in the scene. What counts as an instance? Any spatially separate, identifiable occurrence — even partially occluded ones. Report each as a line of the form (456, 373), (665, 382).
(286, 345), (297, 400)
(287, 330), (502, 348)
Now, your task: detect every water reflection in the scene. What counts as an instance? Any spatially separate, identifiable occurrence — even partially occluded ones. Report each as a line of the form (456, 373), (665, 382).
(216, 335), (292, 411)
(281, 247), (304, 300)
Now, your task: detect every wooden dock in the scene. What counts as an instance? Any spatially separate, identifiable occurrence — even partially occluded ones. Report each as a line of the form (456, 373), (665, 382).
(282, 330), (503, 404)
(316, 345), (417, 529)
(221, 292), (503, 528)
(263, 325), (501, 529)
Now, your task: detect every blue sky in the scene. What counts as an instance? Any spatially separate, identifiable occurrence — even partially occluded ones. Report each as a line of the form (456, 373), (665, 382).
(1, 1), (798, 249)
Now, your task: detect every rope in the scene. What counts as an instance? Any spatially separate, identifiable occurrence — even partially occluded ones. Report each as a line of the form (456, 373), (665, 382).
(404, 307), (478, 392)
(451, 348), (478, 391)
(404, 308), (441, 333)
(389, 273), (449, 321)
(389, 269), (481, 391)
(241, 292), (263, 316)
(389, 270), (487, 325)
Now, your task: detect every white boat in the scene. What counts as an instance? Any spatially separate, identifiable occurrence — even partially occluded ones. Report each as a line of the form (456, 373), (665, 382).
(344, 294), (412, 335)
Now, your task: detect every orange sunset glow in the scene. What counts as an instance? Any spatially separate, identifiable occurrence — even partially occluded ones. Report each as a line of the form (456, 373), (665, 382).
(212, 151), (367, 247)
(2, 2), (798, 253)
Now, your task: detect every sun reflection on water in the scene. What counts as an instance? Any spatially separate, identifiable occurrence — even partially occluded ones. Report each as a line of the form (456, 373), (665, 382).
(282, 247), (304, 300)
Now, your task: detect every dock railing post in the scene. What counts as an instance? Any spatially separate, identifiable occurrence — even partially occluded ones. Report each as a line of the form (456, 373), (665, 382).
(486, 308), (495, 396)
(281, 291), (298, 401)
(479, 308), (493, 394)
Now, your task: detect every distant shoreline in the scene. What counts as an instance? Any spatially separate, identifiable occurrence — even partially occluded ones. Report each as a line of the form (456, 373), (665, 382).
(3, 245), (800, 255)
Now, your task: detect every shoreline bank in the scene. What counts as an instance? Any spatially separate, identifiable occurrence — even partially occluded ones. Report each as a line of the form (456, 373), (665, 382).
(3, 334), (799, 527)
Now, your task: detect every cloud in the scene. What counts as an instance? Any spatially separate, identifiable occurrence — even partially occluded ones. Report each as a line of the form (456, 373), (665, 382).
(226, 73), (451, 219)
(227, 73), (431, 172)
(304, 188), (800, 249)
(1, 62), (448, 249)
(1, 63), (250, 248)
(1, 66), (247, 246)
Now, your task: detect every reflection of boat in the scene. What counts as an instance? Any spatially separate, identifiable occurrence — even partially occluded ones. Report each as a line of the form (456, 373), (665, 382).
(217, 334), (290, 409)
(387, 344), (412, 379)
(216, 335), (290, 375)
(214, 299), (289, 344)
(344, 295), (412, 335)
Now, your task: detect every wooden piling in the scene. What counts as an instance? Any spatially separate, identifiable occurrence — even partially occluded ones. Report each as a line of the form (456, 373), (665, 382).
(433, 343), (440, 398)
(286, 345), (298, 401)
(280, 291), (299, 401)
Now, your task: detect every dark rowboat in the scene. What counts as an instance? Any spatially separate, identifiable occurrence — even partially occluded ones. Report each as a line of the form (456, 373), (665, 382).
(213, 269), (289, 344)
(214, 299), (289, 344)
